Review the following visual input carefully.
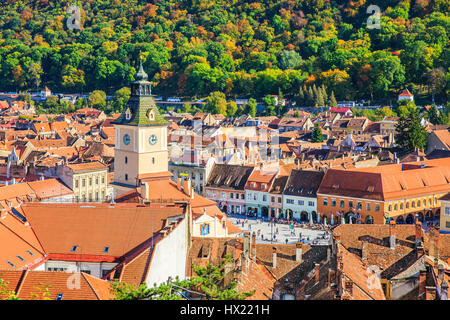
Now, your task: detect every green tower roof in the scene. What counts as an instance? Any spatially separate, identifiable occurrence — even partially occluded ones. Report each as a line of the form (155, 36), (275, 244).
(112, 60), (169, 127)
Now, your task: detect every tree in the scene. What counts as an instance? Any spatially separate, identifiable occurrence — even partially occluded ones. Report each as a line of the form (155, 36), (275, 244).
(245, 98), (257, 117)
(88, 90), (107, 110)
(205, 91), (227, 115)
(112, 87), (131, 113)
(315, 89), (325, 108)
(1, 274), (20, 300)
(28, 63), (43, 90)
(226, 101), (238, 117)
(278, 50), (302, 70)
(311, 123), (324, 142)
(328, 91), (337, 107)
(111, 256), (255, 300)
(395, 107), (428, 152)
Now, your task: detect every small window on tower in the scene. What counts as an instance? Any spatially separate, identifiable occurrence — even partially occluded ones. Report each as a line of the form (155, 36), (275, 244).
(125, 108), (132, 120)
(148, 110), (155, 120)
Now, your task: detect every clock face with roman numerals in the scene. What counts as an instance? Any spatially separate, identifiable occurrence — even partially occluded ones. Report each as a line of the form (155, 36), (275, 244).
(149, 134), (157, 145)
(123, 134), (131, 145)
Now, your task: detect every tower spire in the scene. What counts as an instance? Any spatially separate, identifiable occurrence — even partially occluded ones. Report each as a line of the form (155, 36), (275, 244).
(134, 53), (148, 81)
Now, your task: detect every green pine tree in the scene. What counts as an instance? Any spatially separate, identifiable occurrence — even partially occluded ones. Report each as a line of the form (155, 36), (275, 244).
(328, 91), (337, 107)
(320, 84), (328, 103)
(315, 89), (324, 108)
(311, 123), (324, 142)
(395, 108), (428, 152)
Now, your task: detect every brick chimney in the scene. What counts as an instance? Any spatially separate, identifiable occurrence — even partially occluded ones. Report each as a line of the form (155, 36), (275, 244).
(425, 286), (437, 300)
(434, 226), (440, 259)
(415, 221), (423, 247)
(141, 182), (149, 202)
(419, 269), (427, 298)
(272, 247), (277, 269)
(243, 232), (250, 257)
(389, 220), (396, 249)
(251, 232), (256, 262)
(438, 264), (444, 282)
(296, 242), (303, 263)
(345, 280), (353, 296)
(417, 242), (424, 259)
(333, 235), (341, 255)
(361, 241), (368, 263)
(315, 263), (320, 284)
(176, 177), (182, 190)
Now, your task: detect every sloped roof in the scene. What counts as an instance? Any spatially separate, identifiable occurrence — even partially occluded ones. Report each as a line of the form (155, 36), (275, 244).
(284, 169), (324, 198)
(21, 203), (184, 258)
(206, 164), (254, 191)
(0, 270), (114, 300)
(112, 95), (169, 127)
(399, 89), (413, 97)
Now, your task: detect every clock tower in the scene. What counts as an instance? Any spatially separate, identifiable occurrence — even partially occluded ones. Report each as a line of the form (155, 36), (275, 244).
(112, 59), (170, 191)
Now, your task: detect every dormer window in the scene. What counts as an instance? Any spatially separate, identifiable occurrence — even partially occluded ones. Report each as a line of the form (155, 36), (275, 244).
(147, 109), (155, 121)
(125, 108), (132, 120)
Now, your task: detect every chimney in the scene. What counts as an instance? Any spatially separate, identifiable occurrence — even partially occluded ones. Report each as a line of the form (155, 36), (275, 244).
(176, 177), (182, 190)
(419, 269), (427, 298)
(438, 264), (444, 282)
(243, 232), (250, 257)
(415, 221), (423, 247)
(272, 247), (277, 269)
(183, 179), (192, 197)
(434, 226), (440, 259)
(223, 261), (234, 287)
(441, 281), (448, 301)
(333, 235), (341, 255)
(362, 241), (368, 263)
(296, 242), (303, 263)
(389, 220), (396, 249)
(328, 268), (336, 285)
(345, 280), (353, 296)
(141, 182), (149, 202)
(337, 255), (344, 272)
(251, 232), (256, 262)
(417, 242), (424, 258)
(315, 263), (320, 284)
(425, 286), (437, 300)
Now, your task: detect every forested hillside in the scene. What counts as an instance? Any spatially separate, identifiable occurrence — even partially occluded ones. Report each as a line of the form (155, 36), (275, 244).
(0, 0), (448, 102)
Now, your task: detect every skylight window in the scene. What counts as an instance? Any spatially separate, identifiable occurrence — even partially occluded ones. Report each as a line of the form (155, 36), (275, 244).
(16, 255), (25, 262)
(71, 245), (78, 252)
(104, 247), (110, 253)
(7, 260), (16, 268)
(56, 293), (63, 301)
(26, 250), (34, 256)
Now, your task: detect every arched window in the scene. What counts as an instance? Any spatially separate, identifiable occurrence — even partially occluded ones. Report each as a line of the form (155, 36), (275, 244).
(406, 202), (409, 209)
(394, 204), (398, 211)
(388, 205), (392, 211)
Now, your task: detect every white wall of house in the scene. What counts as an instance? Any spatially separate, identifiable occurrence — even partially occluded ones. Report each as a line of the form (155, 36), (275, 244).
(40, 194), (74, 203)
(282, 195), (317, 219)
(145, 218), (187, 287)
(43, 260), (117, 279)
